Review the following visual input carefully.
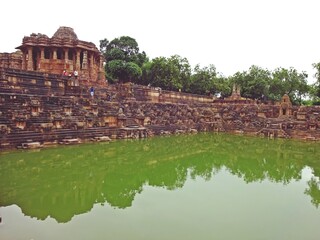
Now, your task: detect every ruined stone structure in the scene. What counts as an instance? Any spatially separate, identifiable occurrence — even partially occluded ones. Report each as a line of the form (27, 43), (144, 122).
(1, 28), (320, 150)
(0, 27), (105, 85)
(1, 64), (320, 150)
(229, 84), (242, 100)
(213, 83), (255, 104)
(279, 94), (292, 118)
(0, 51), (22, 69)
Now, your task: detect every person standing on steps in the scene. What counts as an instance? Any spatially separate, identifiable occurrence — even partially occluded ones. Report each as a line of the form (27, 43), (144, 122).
(90, 86), (95, 98)
(62, 69), (67, 77)
(73, 70), (79, 86)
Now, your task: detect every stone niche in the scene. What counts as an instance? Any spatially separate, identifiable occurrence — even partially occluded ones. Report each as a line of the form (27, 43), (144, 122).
(307, 115), (318, 130)
(135, 109), (145, 126)
(15, 117), (26, 129)
(279, 94), (292, 118)
(54, 119), (63, 129)
(297, 112), (306, 120)
(257, 111), (266, 118)
(117, 108), (126, 128)
(64, 106), (72, 116)
(104, 116), (117, 127)
(296, 107), (307, 120)
(30, 99), (41, 116)
(92, 107), (98, 116)
(44, 80), (52, 86)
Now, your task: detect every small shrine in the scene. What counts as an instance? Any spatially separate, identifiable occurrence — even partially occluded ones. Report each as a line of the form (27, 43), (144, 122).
(229, 84), (242, 100)
(279, 94), (292, 118)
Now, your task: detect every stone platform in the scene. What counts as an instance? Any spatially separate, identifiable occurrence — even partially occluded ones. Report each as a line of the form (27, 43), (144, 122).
(0, 68), (320, 150)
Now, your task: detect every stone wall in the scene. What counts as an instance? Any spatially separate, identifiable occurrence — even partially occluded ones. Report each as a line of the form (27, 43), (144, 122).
(132, 84), (214, 103)
(0, 52), (22, 69)
(1, 68), (320, 150)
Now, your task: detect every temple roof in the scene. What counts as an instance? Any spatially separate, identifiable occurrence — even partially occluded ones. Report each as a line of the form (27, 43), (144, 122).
(52, 26), (78, 40)
(16, 26), (101, 54)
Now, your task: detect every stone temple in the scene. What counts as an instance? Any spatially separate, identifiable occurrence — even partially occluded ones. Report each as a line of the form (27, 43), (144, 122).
(0, 26), (105, 85)
(1, 27), (320, 150)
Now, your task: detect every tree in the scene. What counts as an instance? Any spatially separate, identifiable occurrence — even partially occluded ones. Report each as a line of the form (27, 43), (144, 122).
(107, 48), (126, 61)
(141, 55), (191, 91)
(125, 62), (142, 82)
(107, 60), (142, 83)
(312, 63), (320, 99)
(229, 65), (271, 100)
(215, 75), (232, 98)
(271, 67), (309, 104)
(99, 38), (109, 53)
(140, 60), (153, 86)
(189, 64), (217, 95)
(100, 36), (146, 83)
(229, 66), (309, 104)
(106, 36), (138, 57)
(168, 55), (191, 91)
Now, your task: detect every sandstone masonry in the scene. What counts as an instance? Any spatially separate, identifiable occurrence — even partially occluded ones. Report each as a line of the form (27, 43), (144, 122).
(0, 27), (320, 150)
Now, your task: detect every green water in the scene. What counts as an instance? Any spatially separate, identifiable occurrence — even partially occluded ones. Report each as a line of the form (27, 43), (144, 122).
(0, 133), (320, 240)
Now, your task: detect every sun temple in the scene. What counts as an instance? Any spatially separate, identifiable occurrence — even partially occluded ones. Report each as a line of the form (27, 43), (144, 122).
(0, 26), (320, 150)
(0, 26), (105, 84)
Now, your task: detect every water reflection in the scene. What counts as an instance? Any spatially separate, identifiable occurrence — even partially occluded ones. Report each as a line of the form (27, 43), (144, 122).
(0, 133), (319, 223)
(305, 177), (320, 208)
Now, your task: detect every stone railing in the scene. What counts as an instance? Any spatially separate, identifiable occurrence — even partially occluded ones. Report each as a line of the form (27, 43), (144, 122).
(132, 84), (214, 104)
(0, 67), (84, 96)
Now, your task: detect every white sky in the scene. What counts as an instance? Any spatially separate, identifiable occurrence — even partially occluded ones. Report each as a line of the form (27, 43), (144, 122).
(1, 0), (320, 83)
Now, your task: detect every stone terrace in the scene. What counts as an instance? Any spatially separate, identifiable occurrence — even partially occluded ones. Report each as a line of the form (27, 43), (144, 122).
(1, 68), (320, 150)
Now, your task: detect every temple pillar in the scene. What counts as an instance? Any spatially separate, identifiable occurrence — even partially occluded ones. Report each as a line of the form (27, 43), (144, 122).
(82, 50), (88, 70)
(27, 47), (33, 71)
(40, 48), (45, 60)
(98, 55), (105, 81)
(76, 49), (81, 70)
(39, 47), (44, 71)
(22, 51), (26, 70)
(89, 53), (94, 68)
(64, 48), (69, 69)
(52, 48), (57, 60)
(99, 55), (104, 71)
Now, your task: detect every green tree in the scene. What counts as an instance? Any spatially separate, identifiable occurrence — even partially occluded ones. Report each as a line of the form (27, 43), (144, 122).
(229, 66), (271, 100)
(189, 64), (217, 95)
(100, 36), (146, 83)
(312, 63), (320, 102)
(99, 38), (109, 53)
(107, 48), (126, 61)
(215, 75), (232, 98)
(271, 67), (309, 104)
(140, 60), (153, 86)
(125, 62), (142, 81)
(168, 55), (191, 91)
(141, 55), (191, 91)
(107, 60), (142, 83)
(141, 56), (167, 88)
(107, 36), (138, 58)
(228, 65), (309, 104)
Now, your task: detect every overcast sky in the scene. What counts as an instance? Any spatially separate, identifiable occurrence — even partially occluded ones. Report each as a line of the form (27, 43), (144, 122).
(1, 0), (320, 83)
